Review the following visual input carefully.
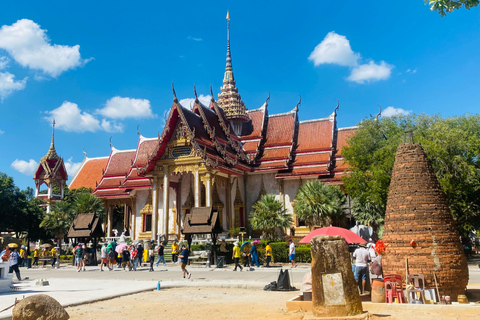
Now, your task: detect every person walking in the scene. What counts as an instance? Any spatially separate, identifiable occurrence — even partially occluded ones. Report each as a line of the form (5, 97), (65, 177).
(74, 244), (84, 272)
(51, 246), (58, 268)
(131, 245), (139, 271)
(33, 247), (39, 266)
(137, 243), (144, 267)
(155, 242), (166, 267)
(232, 241), (243, 271)
(250, 241), (259, 268)
(265, 242), (273, 267)
(100, 243), (108, 271)
(288, 239), (297, 268)
(18, 246), (25, 267)
(171, 241), (179, 263)
(148, 245), (155, 272)
(179, 244), (191, 279)
(242, 242), (250, 268)
(353, 242), (371, 294)
(122, 247), (131, 271)
(108, 247), (115, 270)
(8, 247), (22, 281)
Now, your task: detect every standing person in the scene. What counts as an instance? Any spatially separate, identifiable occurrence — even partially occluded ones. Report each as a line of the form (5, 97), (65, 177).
(8, 247), (22, 281)
(288, 239), (297, 268)
(232, 241), (243, 271)
(21, 246), (29, 267)
(171, 241), (179, 263)
(178, 244), (191, 279)
(148, 245), (155, 272)
(122, 247), (131, 271)
(41, 247), (48, 267)
(242, 243), (250, 268)
(108, 247), (115, 270)
(19, 246), (25, 267)
(353, 242), (370, 294)
(131, 245), (139, 271)
(265, 242), (273, 267)
(100, 243), (108, 271)
(33, 247), (39, 266)
(137, 243), (144, 267)
(74, 244), (84, 272)
(51, 246), (58, 268)
(250, 241), (259, 268)
(155, 242), (166, 267)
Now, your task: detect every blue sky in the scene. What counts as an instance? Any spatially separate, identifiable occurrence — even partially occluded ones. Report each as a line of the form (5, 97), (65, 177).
(1, 1), (479, 190)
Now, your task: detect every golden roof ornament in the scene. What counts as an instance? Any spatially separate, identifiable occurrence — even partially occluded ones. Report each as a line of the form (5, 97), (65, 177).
(42, 119), (60, 161)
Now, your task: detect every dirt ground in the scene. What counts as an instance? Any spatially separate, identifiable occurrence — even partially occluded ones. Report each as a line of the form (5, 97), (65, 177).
(65, 287), (480, 320)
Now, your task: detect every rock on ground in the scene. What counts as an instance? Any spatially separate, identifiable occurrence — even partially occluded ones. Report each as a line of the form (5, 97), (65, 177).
(12, 294), (69, 320)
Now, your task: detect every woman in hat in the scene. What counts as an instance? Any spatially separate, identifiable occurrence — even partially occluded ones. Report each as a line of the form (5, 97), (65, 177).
(232, 241), (243, 271)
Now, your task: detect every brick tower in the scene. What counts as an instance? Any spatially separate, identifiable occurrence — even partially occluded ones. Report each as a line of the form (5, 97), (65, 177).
(382, 142), (468, 300)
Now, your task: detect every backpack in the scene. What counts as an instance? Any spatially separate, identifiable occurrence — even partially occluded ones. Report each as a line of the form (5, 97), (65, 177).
(108, 250), (115, 259)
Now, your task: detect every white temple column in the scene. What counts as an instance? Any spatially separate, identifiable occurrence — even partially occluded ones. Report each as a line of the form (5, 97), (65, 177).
(163, 165), (170, 239)
(107, 205), (113, 236)
(194, 165), (200, 207)
(205, 173), (212, 207)
(151, 177), (159, 241)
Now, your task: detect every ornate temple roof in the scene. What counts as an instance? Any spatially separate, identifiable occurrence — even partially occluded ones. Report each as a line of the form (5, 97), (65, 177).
(34, 120), (68, 181)
(69, 156), (109, 190)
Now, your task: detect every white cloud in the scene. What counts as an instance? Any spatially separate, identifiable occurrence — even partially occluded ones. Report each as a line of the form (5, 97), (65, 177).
(11, 159), (38, 175)
(100, 119), (124, 133)
(0, 56), (9, 69)
(64, 157), (82, 176)
(179, 94), (212, 109)
(96, 96), (154, 119)
(308, 32), (359, 67)
(44, 101), (102, 133)
(0, 71), (27, 100)
(309, 31), (394, 84)
(187, 36), (203, 41)
(382, 106), (412, 117)
(0, 19), (89, 77)
(0, 129), (4, 134)
(406, 68), (417, 74)
(347, 61), (393, 84)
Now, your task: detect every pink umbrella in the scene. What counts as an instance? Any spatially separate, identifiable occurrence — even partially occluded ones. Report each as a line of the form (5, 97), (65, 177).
(299, 226), (366, 244)
(115, 243), (128, 253)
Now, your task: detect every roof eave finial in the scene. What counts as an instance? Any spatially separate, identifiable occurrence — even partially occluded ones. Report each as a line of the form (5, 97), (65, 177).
(137, 125), (140, 136)
(334, 99), (339, 114)
(109, 136), (113, 149)
(294, 94), (301, 111)
(210, 84), (214, 101)
(266, 90), (270, 104)
(172, 81), (178, 102)
(194, 83), (198, 101)
(82, 148), (87, 159)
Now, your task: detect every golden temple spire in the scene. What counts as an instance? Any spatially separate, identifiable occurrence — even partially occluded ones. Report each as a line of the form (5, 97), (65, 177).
(43, 119), (59, 160)
(217, 11), (248, 135)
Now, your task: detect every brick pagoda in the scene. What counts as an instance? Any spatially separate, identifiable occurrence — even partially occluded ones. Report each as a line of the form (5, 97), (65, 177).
(382, 142), (468, 300)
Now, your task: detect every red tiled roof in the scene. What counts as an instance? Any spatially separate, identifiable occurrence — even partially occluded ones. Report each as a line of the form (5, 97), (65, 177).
(264, 113), (295, 146)
(104, 149), (136, 176)
(132, 137), (158, 167)
(297, 119), (333, 152)
(261, 147), (291, 160)
(96, 177), (124, 189)
(293, 152), (331, 165)
(276, 165), (329, 178)
(69, 157), (109, 190)
(337, 127), (357, 154)
(93, 189), (130, 197)
(245, 108), (264, 137)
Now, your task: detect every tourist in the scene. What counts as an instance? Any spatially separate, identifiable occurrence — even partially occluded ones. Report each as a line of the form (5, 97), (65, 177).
(179, 244), (191, 279)
(41, 247), (49, 267)
(74, 244), (84, 272)
(137, 242), (144, 266)
(155, 242), (166, 267)
(8, 247), (22, 281)
(33, 247), (39, 266)
(288, 239), (297, 268)
(250, 241), (259, 268)
(51, 246), (58, 268)
(21, 246), (29, 267)
(18, 246), (25, 267)
(353, 242), (370, 294)
(242, 242), (250, 268)
(108, 247), (115, 270)
(265, 241), (273, 267)
(232, 241), (243, 271)
(148, 245), (155, 272)
(171, 240), (179, 263)
(100, 243), (108, 271)
(122, 247), (131, 271)
(131, 245), (139, 271)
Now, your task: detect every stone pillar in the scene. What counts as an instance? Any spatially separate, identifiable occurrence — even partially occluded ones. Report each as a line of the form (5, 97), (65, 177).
(205, 173), (212, 207)
(194, 165), (200, 207)
(311, 235), (363, 318)
(131, 197), (136, 240)
(163, 165), (170, 239)
(151, 177), (159, 241)
(107, 205), (113, 236)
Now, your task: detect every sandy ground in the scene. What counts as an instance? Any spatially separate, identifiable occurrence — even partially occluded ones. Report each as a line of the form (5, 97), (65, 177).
(65, 287), (480, 320)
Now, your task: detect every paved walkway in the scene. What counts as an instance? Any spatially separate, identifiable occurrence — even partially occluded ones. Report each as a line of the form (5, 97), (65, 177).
(1, 262), (479, 319)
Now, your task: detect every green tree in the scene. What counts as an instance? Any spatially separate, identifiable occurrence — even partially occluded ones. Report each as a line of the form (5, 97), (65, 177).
(40, 201), (75, 249)
(250, 194), (293, 241)
(293, 181), (346, 228)
(342, 114), (480, 235)
(426, 0), (479, 16)
(351, 196), (384, 231)
(74, 193), (106, 221)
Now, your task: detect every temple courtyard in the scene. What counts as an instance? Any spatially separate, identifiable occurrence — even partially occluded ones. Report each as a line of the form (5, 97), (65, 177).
(1, 258), (480, 320)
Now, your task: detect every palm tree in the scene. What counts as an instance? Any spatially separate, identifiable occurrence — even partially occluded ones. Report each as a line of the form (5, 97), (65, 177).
(40, 201), (75, 249)
(75, 193), (106, 222)
(351, 196), (384, 230)
(293, 181), (346, 228)
(249, 194), (293, 241)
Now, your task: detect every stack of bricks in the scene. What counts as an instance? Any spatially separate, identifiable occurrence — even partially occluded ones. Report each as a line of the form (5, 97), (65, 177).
(382, 143), (468, 300)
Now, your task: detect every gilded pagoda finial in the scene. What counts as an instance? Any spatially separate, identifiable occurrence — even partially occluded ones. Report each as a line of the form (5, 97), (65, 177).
(42, 119), (60, 161)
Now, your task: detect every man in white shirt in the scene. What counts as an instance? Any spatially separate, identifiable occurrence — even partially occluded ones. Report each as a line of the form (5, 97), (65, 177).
(353, 242), (370, 294)
(8, 247), (22, 281)
(288, 239), (297, 268)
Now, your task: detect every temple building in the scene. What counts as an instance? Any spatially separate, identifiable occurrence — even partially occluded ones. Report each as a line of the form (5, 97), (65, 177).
(34, 120), (68, 213)
(69, 14), (357, 242)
